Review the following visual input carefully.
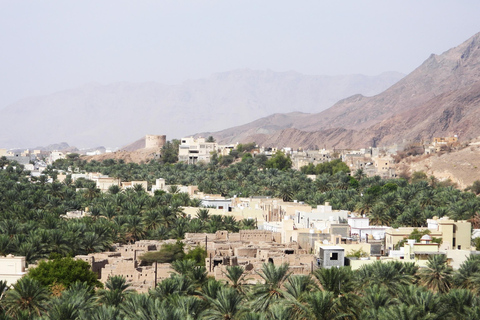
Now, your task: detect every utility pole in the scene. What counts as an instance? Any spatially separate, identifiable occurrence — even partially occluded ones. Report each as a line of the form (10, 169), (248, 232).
(154, 261), (158, 288)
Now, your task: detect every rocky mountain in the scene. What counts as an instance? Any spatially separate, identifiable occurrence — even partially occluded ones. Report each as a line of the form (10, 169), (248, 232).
(0, 70), (403, 149)
(207, 32), (480, 149)
(399, 139), (480, 190)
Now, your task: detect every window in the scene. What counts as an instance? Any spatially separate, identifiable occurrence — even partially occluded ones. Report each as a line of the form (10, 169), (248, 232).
(330, 252), (338, 260)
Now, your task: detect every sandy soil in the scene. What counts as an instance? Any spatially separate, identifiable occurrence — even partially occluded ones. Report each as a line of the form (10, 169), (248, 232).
(399, 143), (480, 189)
(84, 147), (160, 164)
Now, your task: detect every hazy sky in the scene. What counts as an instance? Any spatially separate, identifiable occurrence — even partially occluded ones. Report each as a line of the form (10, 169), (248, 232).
(1, 1), (480, 109)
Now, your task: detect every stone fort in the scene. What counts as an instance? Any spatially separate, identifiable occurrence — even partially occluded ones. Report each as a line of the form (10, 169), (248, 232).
(145, 135), (166, 149)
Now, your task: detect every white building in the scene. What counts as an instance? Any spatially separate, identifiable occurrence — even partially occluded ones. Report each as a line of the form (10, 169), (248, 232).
(201, 198), (232, 212)
(294, 203), (349, 229)
(348, 217), (388, 241)
(47, 151), (66, 164)
(178, 137), (217, 164)
(0, 255), (26, 286)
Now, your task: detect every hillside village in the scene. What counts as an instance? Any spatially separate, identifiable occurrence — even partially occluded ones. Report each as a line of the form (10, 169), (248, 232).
(1, 132), (479, 295)
(3, 2), (480, 318)
(1, 131), (469, 185)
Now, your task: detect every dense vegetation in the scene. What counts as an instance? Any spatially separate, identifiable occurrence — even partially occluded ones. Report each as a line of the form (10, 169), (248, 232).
(0, 159), (252, 265)
(2, 256), (480, 319)
(1, 155), (479, 267)
(50, 156), (480, 227)
(2, 154), (480, 318)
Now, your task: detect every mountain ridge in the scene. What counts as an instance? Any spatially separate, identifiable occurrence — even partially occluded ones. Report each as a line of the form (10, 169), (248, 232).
(0, 70), (404, 149)
(207, 32), (480, 148)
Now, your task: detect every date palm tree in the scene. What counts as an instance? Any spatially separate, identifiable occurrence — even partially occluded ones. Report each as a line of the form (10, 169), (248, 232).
(172, 295), (205, 320)
(121, 293), (179, 320)
(224, 266), (250, 295)
(356, 261), (416, 294)
(196, 208), (210, 221)
(201, 279), (224, 300)
(98, 276), (133, 307)
(150, 275), (196, 300)
(440, 289), (478, 319)
(82, 305), (121, 320)
(419, 254), (453, 293)
(304, 290), (341, 320)
(361, 284), (392, 312)
(0, 235), (11, 256)
(3, 277), (50, 317)
(203, 286), (245, 320)
(47, 281), (97, 320)
(453, 254), (480, 292)
(124, 215), (146, 243)
(377, 304), (422, 320)
(313, 266), (354, 296)
(395, 285), (446, 319)
(142, 209), (163, 231)
(249, 263), (290, 312)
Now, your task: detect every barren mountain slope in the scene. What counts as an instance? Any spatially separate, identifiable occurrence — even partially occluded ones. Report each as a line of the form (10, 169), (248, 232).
(247, 127), (356, 149)
(85, 148), (158, 164)
(209, 32), (480, 148)
(197, 112), (312, 144)
(299, 32), (480, 132)
(399, 143), (480, 190)
(359, 82), (480, 146)
(240, 82), (480, 149)
(121, 137), (146, 151)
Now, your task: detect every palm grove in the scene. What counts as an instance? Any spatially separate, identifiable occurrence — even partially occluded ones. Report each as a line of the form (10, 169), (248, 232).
(0, 150), (480, 318)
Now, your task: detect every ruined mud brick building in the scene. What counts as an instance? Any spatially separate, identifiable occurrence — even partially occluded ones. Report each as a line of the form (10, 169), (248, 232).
(75, 240), (177, 293)
(184, 230), (317, 282)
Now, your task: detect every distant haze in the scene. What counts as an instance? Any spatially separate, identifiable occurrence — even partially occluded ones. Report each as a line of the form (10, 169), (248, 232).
(1, 1), (480, 109)
(0, 69), (404, 148)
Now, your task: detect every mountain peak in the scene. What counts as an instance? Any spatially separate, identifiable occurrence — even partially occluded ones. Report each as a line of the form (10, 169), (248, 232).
(208, 31), (480, 149)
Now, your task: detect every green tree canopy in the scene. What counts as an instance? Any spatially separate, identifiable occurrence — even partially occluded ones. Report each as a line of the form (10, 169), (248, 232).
(161, 140), (180, 164)
(301, 159), (350, 175)
(265, 151), (292, 171)
(28, 257), (102, 289)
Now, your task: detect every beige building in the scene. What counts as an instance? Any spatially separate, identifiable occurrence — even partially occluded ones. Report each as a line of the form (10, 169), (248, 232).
(183, 196), (315, 224)
(385, 217), (471, 253)
(47, 151), (66, 164)
(75, 231), (316, 292)
(0, 255), (26, 285)
(75, 240), (177, 293)
(122, 180), (148, 191)
(184, 230), (315, 283)
(433, 136), (458, 146)
(290, 150), (332, 171)
(95, 177), (121, 192)
(372, 155), (396, 178)
(151, 178), (199, 196)
(178, 137), (217, 164)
